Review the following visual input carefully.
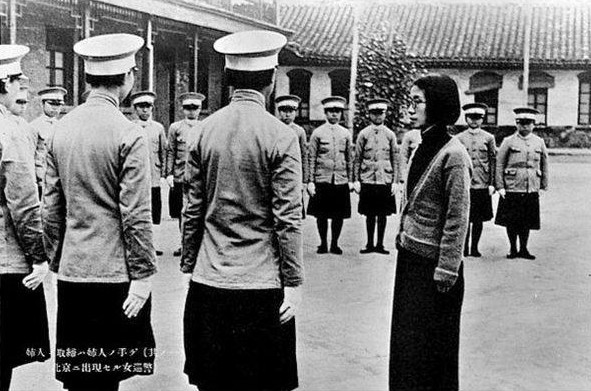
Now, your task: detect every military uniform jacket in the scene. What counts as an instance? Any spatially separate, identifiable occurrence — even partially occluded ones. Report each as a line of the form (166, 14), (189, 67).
(181, 89), (304, 289)
(456, 128), (496, 189)
(133, 118), (167, 187)
(288, 122), (308, 183)
(166, 118), (200, 183)
(0, 104), (46, 274)
(43, 91), (157, 283)
(308, 122), (353, 185)
(495, 132), (549, 193)
(29, 114), (57, 186)
(354, 124), (400, 184)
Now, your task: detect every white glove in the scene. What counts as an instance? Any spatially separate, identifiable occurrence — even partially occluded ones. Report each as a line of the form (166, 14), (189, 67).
(182, 273), (192, 288)
(280, 286), (302, 325)
(307, 182), (316, 197)
(123, 276), (153, 318)
(488, 186), (495, 196)
(390, 183), (398, 196)
(498, 188), (506, 198)
(353, 181), (361, 194)
(348, 182), (355, 192)
(160, 177), (167, 187)
(22, 261), (49, 290)
(166, 175), (174, 188)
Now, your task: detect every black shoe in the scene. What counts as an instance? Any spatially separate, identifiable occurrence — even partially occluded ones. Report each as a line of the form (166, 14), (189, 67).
(518, 250), (536, 260)
(360, 246), (374, 254)
(374, 245), (390, 255)
(463, 249), (470, 257)
(173, 248), (182, 257)
(330, 246), (343, 255)
(156, 250), (163, 256)
(471, 249), (482, 258)
(506, 250), (518, 259)
(317, 245), (328, 254)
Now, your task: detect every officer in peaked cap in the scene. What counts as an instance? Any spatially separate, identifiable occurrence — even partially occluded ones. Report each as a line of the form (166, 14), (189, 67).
(275, 94), (308, 201)
(0, 44), (51, 391)
(353, 98), (400, 255)
(130, 91), (167, 256)
(495, 106), (548, 260)
(43, 33), (157, 391)
(457, 102), (496, 257)
(181, 30), (303, 391)
(307, 95), (353, 255)
(29, 86), (68, 197)
(166, 91), (206, 256)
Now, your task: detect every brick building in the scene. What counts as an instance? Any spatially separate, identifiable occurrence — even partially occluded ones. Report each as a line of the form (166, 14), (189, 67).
(2, 0), (287, 128)
(276, 1), (591, 133)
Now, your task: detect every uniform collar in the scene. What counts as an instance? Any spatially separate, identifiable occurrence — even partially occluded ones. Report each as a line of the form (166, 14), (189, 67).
(183, 118), (199, 127)
(468, 127), (481, 134)
(43, 113), (57, 123)
(136, 117), (152, 127)
(517, 132), (533, 140)
(231, 89), (266, 108)
(87, 90), (120, 108)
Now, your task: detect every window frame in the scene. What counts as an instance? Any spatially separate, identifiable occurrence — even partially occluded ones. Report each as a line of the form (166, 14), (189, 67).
(286, 68), (312, 122)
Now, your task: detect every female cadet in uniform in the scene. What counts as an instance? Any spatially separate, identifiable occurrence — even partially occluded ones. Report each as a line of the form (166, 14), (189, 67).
(456, 103), (497, 257)
(353, 98), (400, 254)
(0, 45), (50, 391)
(307, 96), (354, 254)
(495, 107), (549, 259)
(43, 34), (157, 391)
(390, 74), (471, 391)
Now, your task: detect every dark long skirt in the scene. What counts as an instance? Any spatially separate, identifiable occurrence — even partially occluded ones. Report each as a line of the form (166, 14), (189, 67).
(184, 281), (298, 391)
(0, 274), (50, 369)
(151, 187), (162, 225)
(469, 188), (493, 222)
(307, 183), (351, 219)
(358, 184), (397, 216)
(389, 248), (464, 391)
(495, 192), (540, 230)
(56, 281), (156, 389)
(168, 184), (183, 219)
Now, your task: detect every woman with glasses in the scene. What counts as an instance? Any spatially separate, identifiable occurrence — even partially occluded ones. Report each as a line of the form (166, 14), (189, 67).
(390, 74), (471, 391)
(307, 96), (353, 254)
(495, 107), (548, 260)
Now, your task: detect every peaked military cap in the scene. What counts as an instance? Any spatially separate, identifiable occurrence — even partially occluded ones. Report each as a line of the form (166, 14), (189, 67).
(462, 102), (488, 116)
(214, 30), (287, 71)
(38, 86), (67, 102)
(513, 107), (539, 121)
(275, 95), (301, 109)
(130, 91), (156, 106)
(180, 92), (205, 106)
(366, 98), (389, 111)
(74, 34), (144, 76)
(321, 96), (347, 110)
(0, 44), (29, 79)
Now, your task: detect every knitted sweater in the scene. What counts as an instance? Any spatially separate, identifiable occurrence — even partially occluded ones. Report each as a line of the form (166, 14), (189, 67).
(397, 136), (472, 283)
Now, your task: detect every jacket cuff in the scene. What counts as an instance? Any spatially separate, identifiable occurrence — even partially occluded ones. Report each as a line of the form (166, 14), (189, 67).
(180, 264), (194, 274)
(283, 276), (304, 288)
(129, 267), (157, 281)
(434, 267), (458, 285)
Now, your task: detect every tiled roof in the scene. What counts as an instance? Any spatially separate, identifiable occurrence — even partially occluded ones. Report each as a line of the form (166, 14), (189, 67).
(279, 2), (591, 67)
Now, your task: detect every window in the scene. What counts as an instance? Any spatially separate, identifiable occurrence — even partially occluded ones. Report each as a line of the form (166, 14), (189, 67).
(328, 69), (350, 100)
(467, 71), (502, 125)
(46, 26), (74, 105)
(528, 88), (548, 125)
(474, 89), (498, 126)
(287, 68), (311, 121)
(578, 72), (591, 125)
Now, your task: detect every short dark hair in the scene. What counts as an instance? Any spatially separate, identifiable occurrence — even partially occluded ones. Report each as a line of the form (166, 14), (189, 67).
(225, 69), (275, 91)
(0, 74), (23, 94)
(413, 73), (460, 126)
(86, 73), (126, 88)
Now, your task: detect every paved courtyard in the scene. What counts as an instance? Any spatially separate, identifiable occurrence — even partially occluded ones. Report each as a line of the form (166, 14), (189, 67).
(10, 155), (591, 391)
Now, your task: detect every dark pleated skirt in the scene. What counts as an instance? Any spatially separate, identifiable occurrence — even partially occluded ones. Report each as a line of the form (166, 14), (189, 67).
(469, 188), (493, 222)
(389, 248), (464, 391)
(307, 183), (351, 219)
(151, 187), (162, 225)
(358, 184), (397, 216)
(56, 281), (156, 388)
(495, 192), (540, 230)
(0, 274), (50, 369)
(168, 185), (183, 219)
(184, 282), (298, 391)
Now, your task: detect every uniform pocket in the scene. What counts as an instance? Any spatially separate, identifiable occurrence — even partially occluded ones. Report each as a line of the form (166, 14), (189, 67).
(533, 148), (542, 161)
